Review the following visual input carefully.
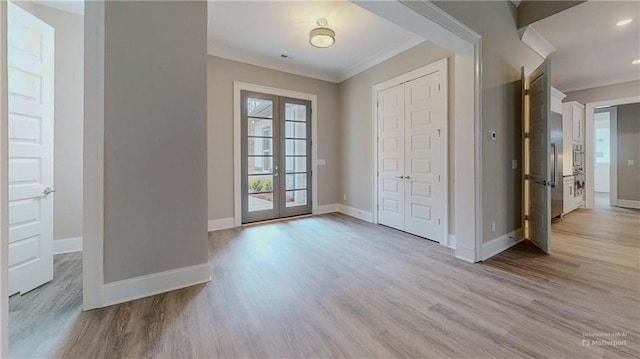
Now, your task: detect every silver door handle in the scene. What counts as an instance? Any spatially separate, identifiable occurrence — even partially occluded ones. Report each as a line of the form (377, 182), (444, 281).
(404, 176), (411, 179)
(396, 176), (404, 179)
(44, 187), (56, 195)
(535, 180), (548, 186)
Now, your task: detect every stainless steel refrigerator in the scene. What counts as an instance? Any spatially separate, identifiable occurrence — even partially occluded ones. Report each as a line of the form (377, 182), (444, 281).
(550, 112), (563, 219)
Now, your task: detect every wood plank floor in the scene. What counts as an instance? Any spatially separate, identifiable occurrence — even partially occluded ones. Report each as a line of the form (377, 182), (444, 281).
(9, 202), (639, 358)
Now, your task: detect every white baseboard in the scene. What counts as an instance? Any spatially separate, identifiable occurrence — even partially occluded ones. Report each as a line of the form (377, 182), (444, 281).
(208, 217), (235, 232)
(315, 203), (340, 215)
(53, 237), (83, 254)
(455, 242), (476, 263)
(338, 204), (373, 223)
(447, 234), (456, 249)
(616, 199), (640, 209)
(103, 263), (211, 307)
(481, 228), (523, 261)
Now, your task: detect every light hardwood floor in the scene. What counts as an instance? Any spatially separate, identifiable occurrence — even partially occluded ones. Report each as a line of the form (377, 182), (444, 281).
(9, 202), (640, 358)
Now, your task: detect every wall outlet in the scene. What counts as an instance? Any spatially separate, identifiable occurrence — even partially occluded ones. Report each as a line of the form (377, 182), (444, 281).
(512, 160), (518, 170)
(491, 221), (496, 232)
(343, 193), (347, 201)
(317, 159), (327, 166)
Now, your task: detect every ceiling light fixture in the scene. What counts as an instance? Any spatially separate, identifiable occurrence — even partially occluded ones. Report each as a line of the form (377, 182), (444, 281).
(616, 18), (632, 27)
(309, 18), (335, 48)
(632, 59), (640, 65)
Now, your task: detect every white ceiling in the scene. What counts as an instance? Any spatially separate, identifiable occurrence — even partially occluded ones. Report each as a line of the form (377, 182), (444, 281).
(533, 1), (640, 92)
(207, 0), (424, 83)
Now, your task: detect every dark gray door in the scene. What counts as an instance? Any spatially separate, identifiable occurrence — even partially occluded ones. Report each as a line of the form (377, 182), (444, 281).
(241, 91), (312, 223)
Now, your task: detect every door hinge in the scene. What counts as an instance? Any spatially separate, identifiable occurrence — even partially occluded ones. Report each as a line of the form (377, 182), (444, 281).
(438, 218), (441, 225)
(524, 214), (529, 221)
(438, 83), (441, 91)
(438, 175), (441, 182)
(437, 129), (441, 137)
(524, 132), (529, 138)
(524, 89), (530, 96)
(525, 174), (530, 180)
(310, 170), (313, 176)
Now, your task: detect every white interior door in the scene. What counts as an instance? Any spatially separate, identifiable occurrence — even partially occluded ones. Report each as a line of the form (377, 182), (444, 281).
(7, 1), (55, 295)
(404, 73), (444, 242)
(377, 84), (405, 230)
(527, 60), (551, 253)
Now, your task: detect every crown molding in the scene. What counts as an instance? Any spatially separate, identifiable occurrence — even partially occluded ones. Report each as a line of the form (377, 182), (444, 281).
(338, 35), (425, 82)
(519, 25), (555, 59)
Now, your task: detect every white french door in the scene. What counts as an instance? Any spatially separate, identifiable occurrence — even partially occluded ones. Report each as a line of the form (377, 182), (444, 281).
(7, 1), (55, 295)
(241, 91), (312, 224)
(377, 69), (446, 243)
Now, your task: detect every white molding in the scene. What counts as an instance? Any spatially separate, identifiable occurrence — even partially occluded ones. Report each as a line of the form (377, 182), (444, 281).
(53, 237), (83, 254)
(519, 25), (555, 59)
(338, 36), (425, 82)
(371, 58), (449, 248)
(82, 0), (105, 311)
(558, 76), (640, 94)
(584, 95), (640, 209)
(481, 228), (524, 261)
(447, 234), (457, 249)
(609, 107), (618, 207)
(208, 218), (235, 232)
(617, 200), (640, 210)
(338, 205), (373, 223)
(315, 204), (340, 215)
(233, 82), (318, 226)
(455, 242), (475, 263)
(0, 0), (8, 355)
(103, 263), (211, 308)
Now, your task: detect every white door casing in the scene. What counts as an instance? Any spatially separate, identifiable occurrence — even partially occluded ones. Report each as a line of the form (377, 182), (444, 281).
(404, 72), (444, 241)
(527, 60), (551, 254)
(377, 84), (405, 230)
(7, 2), (55, 294)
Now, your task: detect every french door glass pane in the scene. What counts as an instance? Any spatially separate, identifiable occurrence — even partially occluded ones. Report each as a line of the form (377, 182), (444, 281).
(248, 156), (273, 175)
(248, 137), (273, 156)
(248, 118), (273, 137)
(286, 190), (307, 207)
(285, 156), (306, 173)
(286, 174), (307, 190)
(247, 175), (274, 193)
(285, 103), (306, 122)
(247, 98), (273, 118)
(249, 193), (273, 212)
(285, 122), (306, 138)
(285, 139), (306, 156)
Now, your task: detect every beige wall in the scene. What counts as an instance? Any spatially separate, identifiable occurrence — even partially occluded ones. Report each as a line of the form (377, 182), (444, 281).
(30, 5), (84, 242)
(104, 1), (208, 283)
(616, 103), (640, 201)
(564, 80), (640, 104)
(337, 42), (456, 234)
(207, 56), (339, 220)
(434, 1), (543, 243)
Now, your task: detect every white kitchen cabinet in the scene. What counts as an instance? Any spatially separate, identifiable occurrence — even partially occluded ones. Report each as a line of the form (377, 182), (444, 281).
(562, 101), (585, 143)
(563, 176), (576, 215)
(562, 108), (574, 175)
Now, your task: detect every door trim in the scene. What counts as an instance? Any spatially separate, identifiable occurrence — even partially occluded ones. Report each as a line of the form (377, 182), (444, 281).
(233, 81), (318, 227)
(372, 58), (449, 246)
(585, 95), (640, 209)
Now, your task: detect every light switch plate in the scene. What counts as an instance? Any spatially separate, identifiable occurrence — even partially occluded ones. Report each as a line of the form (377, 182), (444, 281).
(628, 160), (635, 166)
(317, 159), (327, 166)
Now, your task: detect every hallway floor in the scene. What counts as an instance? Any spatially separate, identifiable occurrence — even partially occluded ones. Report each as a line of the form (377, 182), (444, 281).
(8, 204), (639, 358)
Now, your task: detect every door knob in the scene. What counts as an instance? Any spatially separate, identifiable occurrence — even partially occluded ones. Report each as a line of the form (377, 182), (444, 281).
(43, 187), (56, 195)
(396, 176), (405, 179)
(404, 176), (411, 179)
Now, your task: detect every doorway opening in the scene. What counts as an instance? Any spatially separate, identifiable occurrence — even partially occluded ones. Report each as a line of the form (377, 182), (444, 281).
(594, 107), (613, 202)
(241, 91), (313, 224)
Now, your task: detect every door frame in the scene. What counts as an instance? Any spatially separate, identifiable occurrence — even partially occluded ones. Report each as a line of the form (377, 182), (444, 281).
(233, 82), (318, 227)
(585, 95), (640, 209)
(372, 58), (449, 246)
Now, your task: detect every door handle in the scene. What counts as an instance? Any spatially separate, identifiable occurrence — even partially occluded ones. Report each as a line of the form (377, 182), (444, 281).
(43, 187), (56, 195)
(535, 180), (548, 186)
(550, 143), (557, 188)
(404, 176), (411, 180)
(396, 176), (405, 179)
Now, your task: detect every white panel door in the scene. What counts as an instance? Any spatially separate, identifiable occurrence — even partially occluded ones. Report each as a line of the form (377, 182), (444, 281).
(527, 60), (551, 254)
(377, 84), (405, 230)
(7, 2), (55, 295)
(404, 72), (444, 242)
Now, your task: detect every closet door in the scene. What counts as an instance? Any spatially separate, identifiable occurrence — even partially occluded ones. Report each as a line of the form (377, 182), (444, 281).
(404, 72), (444, 242)
(377, 84), (406, 230)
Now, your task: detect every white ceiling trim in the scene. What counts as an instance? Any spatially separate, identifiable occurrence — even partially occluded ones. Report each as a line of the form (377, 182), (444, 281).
(519, 25), (555, 59)
(557, 73), (640, 93)
(207, 43), (341, 83)
(208, 35), (428, 84)
(337, 35), (425, 82)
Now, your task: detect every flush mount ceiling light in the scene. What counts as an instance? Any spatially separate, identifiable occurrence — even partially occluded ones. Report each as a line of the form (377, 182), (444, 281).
(633, 59), (640, 65)
(616, 18), (632, 26)
(309, 18), (335, 48)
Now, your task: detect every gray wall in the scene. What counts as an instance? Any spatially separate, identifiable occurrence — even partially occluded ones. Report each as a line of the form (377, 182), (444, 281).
(104, 1), (208, 283)
(616, 103), (640, 201)
(433, 1), (543, 243)
(337, 41), (457, 234)
(14, 2), (84, 242)
(207, 56), (339, 220)
(564, 80), (640, 104)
